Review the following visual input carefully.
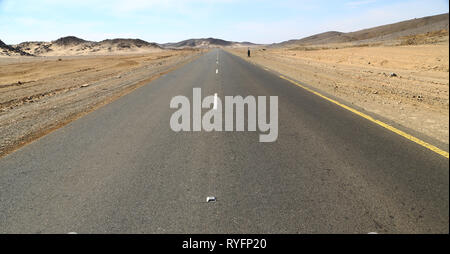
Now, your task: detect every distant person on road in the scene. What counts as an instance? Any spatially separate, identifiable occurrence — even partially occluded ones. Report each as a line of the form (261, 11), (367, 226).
(247, 47), (251, 57)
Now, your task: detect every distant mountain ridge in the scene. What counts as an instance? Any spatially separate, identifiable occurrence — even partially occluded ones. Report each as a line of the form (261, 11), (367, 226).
(161, 38), (257, 48)
(273, 12), (449, 47)
(1, 36), (257, 56)
(100, 38), (160, 48)
(9, 36), (163, 56)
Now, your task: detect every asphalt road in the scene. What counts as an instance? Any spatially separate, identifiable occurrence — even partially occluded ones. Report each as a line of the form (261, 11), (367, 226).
(0, 49), (448, 233)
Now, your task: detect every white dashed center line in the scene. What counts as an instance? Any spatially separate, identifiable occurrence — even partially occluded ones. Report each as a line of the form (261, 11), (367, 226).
(213, 93), (218, 110)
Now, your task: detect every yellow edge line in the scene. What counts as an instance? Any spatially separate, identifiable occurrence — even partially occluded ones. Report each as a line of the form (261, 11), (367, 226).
(279, 75), (449, 159)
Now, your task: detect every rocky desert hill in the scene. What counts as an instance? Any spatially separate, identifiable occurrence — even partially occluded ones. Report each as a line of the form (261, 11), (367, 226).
(162, 37), (257, 48)
(274, 12), (449, 47)
(11, 36), (163, 56)
(0, 39), (32, 56)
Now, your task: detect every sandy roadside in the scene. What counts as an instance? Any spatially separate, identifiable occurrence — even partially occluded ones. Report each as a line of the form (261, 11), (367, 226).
(228, 43), (449, 147)
(0, 50), (202, 157)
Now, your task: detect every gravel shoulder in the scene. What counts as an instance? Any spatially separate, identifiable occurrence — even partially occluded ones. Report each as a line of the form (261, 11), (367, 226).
(0, 50), (201, 157)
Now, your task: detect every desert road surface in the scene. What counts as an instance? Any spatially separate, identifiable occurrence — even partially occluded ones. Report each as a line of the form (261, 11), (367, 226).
(0, 49), (448, 234)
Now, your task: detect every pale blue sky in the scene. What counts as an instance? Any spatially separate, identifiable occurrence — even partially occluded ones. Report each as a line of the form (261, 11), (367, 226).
(0, 0), (448, 44)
